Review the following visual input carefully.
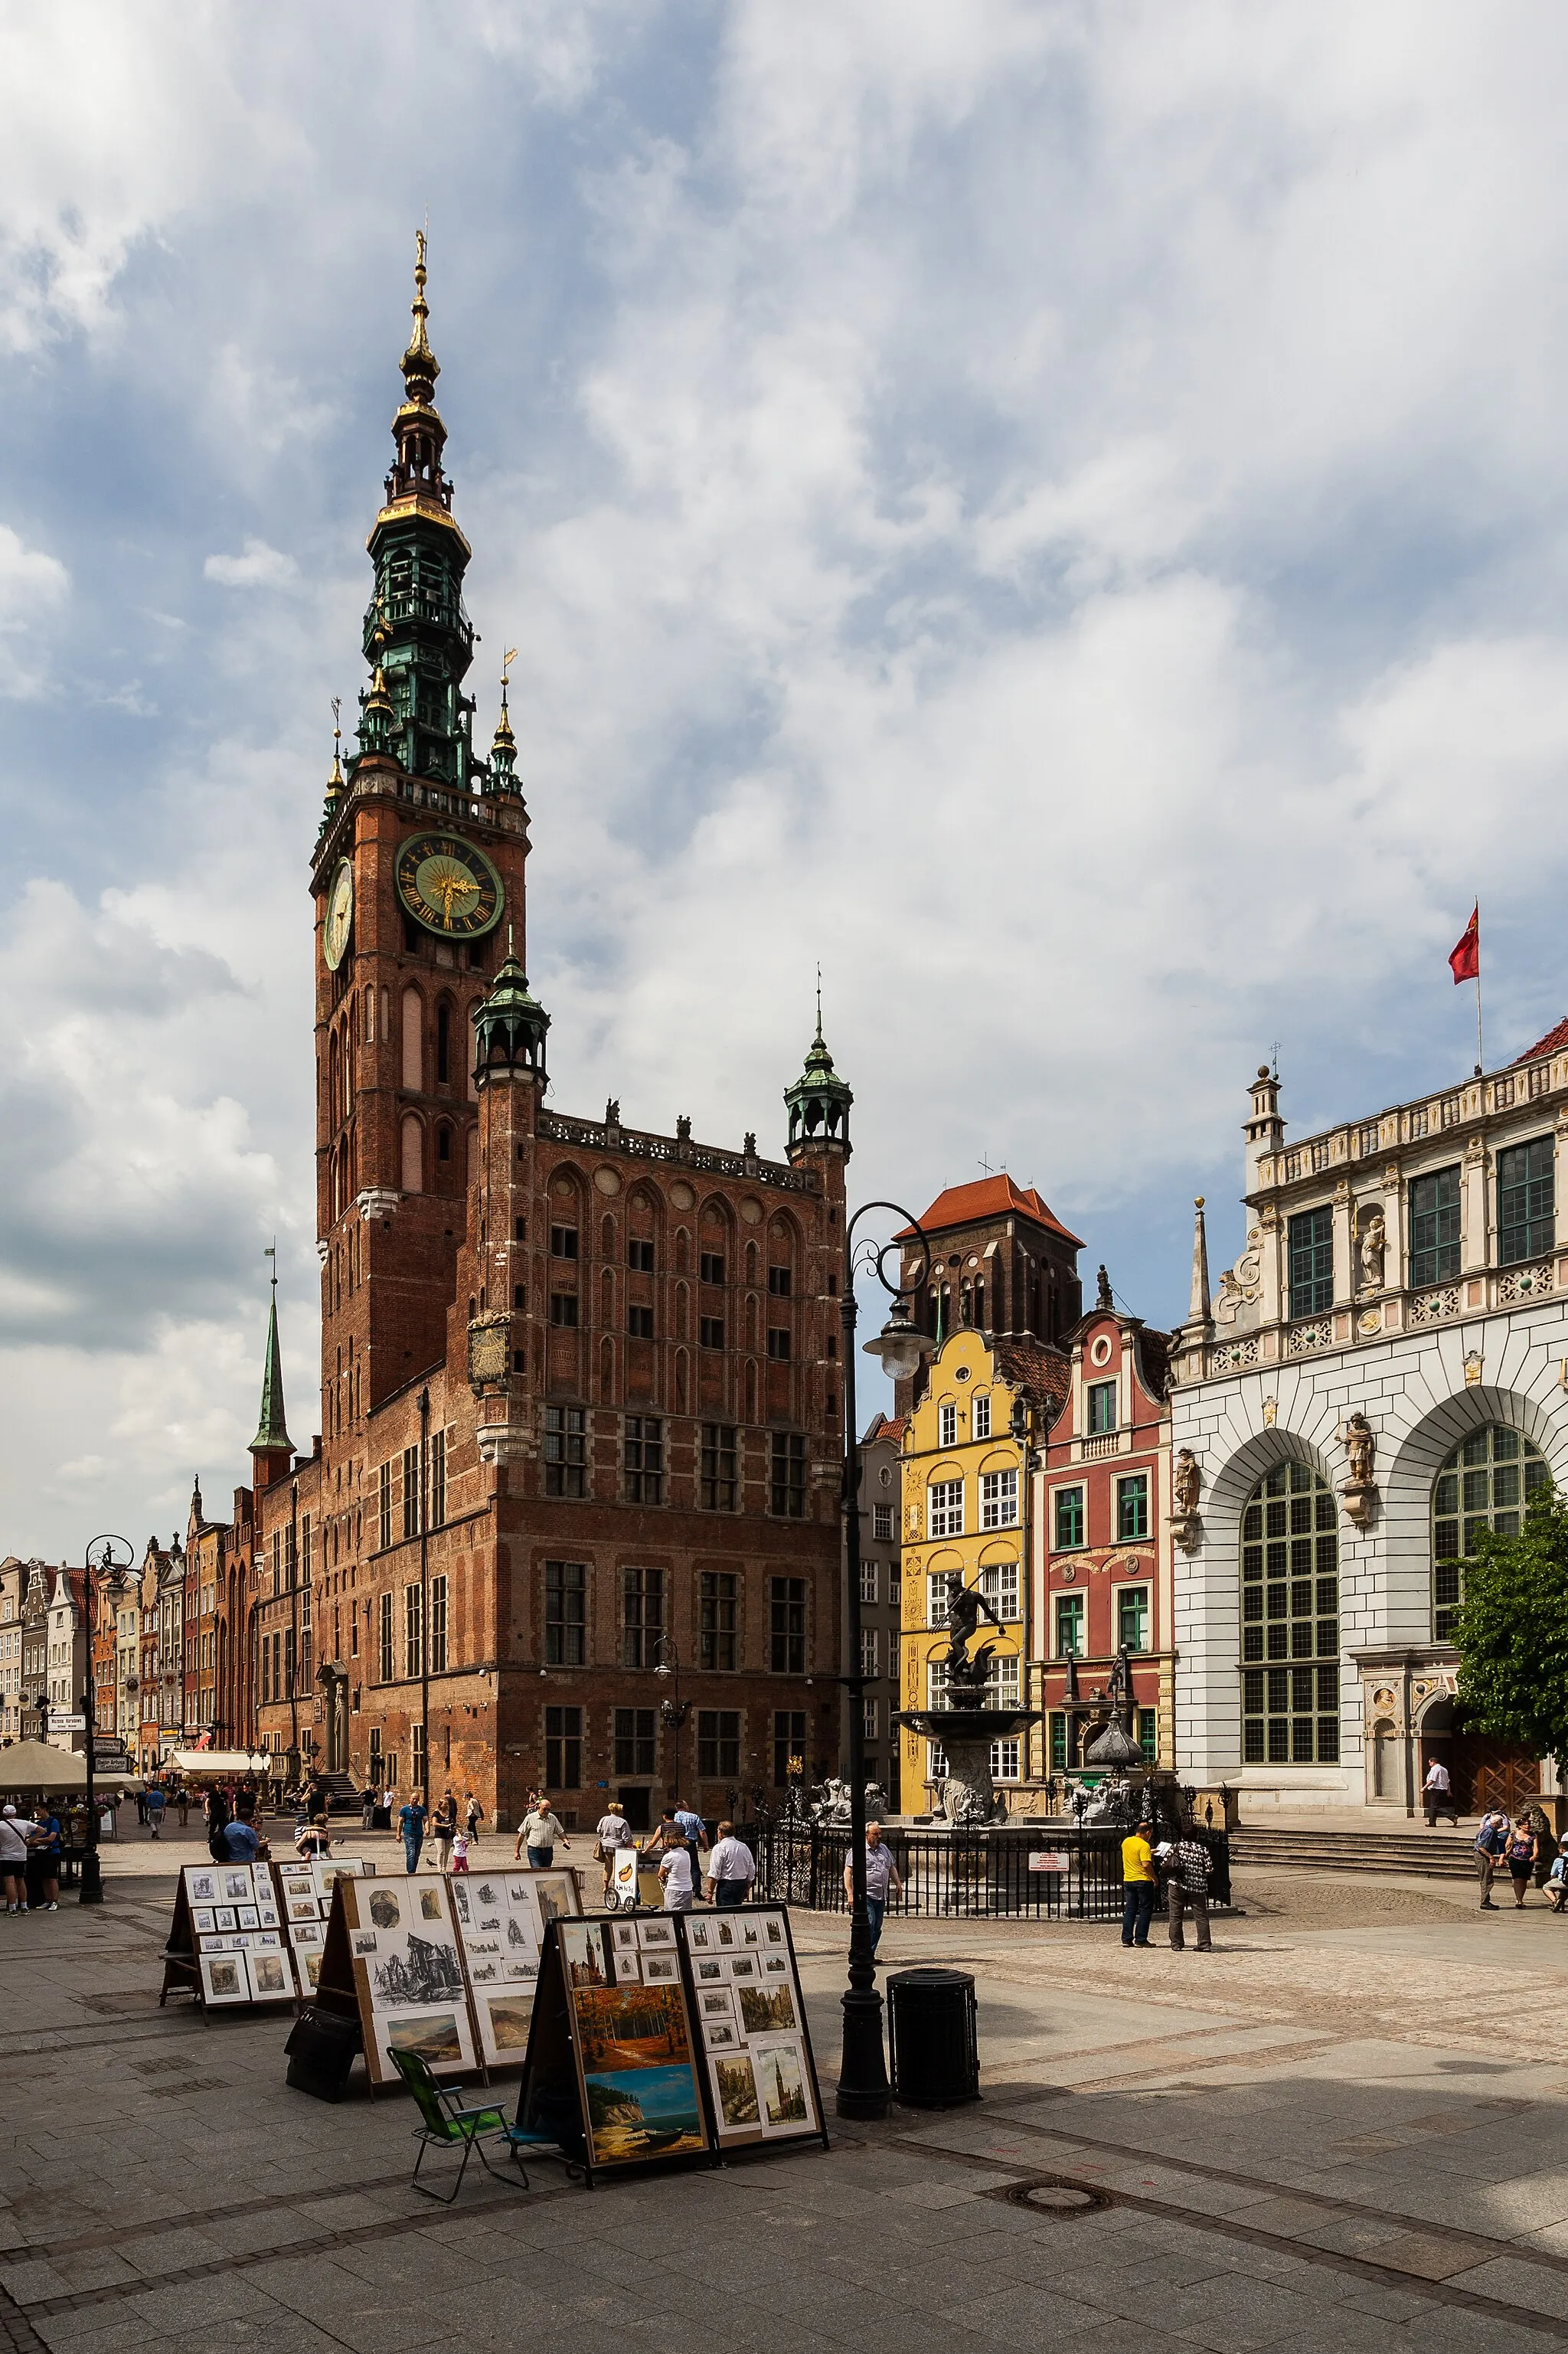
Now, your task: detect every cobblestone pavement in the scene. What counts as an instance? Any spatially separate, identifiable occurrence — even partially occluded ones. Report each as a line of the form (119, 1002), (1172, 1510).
(4, 1824), (1568, 2352)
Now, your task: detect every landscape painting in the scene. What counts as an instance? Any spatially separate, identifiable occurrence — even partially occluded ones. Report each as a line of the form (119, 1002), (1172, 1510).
(385, 2010), (464, 2067)
(583, 2065), (705, 2165)
(484, 1996), (535, 2054)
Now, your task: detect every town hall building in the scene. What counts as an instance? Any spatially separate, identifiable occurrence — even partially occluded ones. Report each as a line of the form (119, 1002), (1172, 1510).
(242, 244), (851, 1829)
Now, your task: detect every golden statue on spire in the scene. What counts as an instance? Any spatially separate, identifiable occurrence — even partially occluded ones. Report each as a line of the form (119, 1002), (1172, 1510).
(401, 227), (439, 392)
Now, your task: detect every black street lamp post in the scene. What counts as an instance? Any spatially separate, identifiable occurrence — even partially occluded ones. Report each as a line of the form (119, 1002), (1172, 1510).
(654, 1638), (691, 1804)
(836, 1202), (931, 2120)
(80, 1535), (133, 1907)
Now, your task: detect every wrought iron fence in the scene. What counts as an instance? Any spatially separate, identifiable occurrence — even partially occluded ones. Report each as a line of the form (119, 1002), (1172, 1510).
(738, 1821), (1230, 1920)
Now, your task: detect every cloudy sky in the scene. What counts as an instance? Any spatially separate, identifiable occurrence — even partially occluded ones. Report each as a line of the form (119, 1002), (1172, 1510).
(4, 2), (1568, 1559)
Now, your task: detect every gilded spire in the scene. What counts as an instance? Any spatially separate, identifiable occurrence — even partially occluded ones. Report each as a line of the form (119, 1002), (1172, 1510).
(489, 646), (519, 791)
(321, 696), (345, 834)
(401, 228), (440, 399)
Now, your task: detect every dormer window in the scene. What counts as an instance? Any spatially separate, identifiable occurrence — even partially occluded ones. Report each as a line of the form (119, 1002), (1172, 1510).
(1086, 1380), (1117, 1436)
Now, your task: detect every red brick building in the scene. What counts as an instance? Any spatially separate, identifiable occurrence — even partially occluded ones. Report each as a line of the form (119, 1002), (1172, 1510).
(240, 248), (848, 1829)
(1036, 1271), (1173, 1775)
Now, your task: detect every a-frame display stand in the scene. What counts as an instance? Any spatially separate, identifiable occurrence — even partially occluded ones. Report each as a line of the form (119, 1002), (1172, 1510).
(159, 1876), (201, 2011)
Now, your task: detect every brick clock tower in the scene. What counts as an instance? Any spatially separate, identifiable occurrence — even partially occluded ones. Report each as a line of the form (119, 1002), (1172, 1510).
(247, 245), (849, 1830)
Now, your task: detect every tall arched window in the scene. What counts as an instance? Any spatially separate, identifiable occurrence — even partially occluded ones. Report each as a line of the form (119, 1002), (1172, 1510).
(400, 1114), (423, 1195)
(1432, 1427), (1546, 1640)
(1240, 1460), (1339, 1765)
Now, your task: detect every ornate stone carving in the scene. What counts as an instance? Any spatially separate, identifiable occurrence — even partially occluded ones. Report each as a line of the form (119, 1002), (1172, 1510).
(1465, 1349), (1485, 1388)
(1262, 1396), (1277, 1426)
(1214, 1226), (1263, 1326)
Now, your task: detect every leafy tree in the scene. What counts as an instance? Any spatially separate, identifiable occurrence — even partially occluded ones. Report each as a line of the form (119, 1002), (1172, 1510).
(1452, 1482), (1568, 1761)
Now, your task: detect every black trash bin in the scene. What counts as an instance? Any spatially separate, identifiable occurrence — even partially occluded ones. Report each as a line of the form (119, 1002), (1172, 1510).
(285, 2005), (362, 2102)
(887, 1967), (980, 2108)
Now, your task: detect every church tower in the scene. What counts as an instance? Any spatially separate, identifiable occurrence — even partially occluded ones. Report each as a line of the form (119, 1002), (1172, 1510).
(310, 238), (533, 1430)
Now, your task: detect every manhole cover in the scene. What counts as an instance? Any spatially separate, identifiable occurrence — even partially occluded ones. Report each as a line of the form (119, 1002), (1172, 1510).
(988, 2177), (1109, 2217)
(1024, 2186), (1097, 2212)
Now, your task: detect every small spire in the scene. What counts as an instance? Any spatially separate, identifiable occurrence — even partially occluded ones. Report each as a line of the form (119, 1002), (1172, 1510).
(489, 646), (519, 790)
(250, 1247), (295, 1460)
(815, 963), (824, 1045)
(401, 228), (440, 399)
(1189, 1196), (1212, 1324)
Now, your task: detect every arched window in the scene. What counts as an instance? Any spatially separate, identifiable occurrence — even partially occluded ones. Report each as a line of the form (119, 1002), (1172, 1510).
(400, 1114), (423, 1195)
(436, 1002), (451, 1085)
(1240, 1460), (1338, 1766)
(401, 988), (423, 1090)
(1432, 1427), (1546, 1640)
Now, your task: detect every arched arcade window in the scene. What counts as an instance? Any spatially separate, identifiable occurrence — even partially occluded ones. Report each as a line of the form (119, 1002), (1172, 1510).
(1432, 1426), (1547, 1641)
(1240, 1460), (1339, 1766)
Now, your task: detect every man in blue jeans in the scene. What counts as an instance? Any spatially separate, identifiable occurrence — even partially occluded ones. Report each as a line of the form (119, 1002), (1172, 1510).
(844, 1820), (903, 1957)
(398, 1790), (428, 1875)
(1120, 1823), (1156, 1946)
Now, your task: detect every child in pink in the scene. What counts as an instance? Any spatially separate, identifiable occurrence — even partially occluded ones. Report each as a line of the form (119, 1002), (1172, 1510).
(451, 1829), (471, 1874)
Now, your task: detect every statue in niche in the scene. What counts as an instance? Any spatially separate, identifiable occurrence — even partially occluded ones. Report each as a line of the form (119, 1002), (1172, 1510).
(1357, 1211), (1386, 1293)
(1173, 1448), (1202, 1522)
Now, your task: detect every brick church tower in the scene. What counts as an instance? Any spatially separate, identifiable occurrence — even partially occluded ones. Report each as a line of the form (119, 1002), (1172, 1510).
(247, 246), (849, 1827)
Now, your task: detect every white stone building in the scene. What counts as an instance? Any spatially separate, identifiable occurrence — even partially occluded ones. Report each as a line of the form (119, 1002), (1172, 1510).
(1169, 1025), (1568, 1816)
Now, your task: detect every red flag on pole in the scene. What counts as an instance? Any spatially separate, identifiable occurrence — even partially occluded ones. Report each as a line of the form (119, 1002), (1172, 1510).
(1449, 905), (1479, 984)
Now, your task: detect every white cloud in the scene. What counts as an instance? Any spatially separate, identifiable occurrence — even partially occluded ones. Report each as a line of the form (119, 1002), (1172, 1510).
(204, 538), (299, 591)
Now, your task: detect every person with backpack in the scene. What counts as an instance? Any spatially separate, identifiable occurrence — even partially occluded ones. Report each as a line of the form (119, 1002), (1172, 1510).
(1156, 1836), (1214, 1951)
(1504, 1816), (1539, 1909)
(205, 1784), (230, 1862)
(1475, 1808), (1510, 1909)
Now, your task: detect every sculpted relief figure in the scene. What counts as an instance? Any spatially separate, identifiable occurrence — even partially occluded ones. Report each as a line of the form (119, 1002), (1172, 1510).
(1357, 1211), (1386, 1293)
(1173, 1448), (1202, 1521)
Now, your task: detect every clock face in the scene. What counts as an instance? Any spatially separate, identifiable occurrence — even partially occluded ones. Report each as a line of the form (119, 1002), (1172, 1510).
(395, 832), (505, 940)
(322, 859), (354, 973)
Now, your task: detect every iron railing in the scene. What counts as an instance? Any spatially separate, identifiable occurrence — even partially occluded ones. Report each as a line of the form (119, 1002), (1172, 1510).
(740, 1821), (1230, 1921)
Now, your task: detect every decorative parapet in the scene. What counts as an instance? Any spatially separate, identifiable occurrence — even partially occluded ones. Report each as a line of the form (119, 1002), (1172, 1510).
(537, 1111), (818, 1193)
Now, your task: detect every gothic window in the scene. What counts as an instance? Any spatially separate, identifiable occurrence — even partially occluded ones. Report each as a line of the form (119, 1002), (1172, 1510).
(436, 1002), (452, 1085)
(401, 988), (423, 1090)
(1432, 1426), (1547, 1640)
(1240, 1461), (1338, 1765)
(400, 1114), (423, 1195)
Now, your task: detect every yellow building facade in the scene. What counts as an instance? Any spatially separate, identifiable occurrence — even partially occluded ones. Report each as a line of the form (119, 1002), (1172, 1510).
(898, 1329), (1058, 1809)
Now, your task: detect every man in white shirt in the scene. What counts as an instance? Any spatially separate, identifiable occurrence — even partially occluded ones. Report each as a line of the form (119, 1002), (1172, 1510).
(514, 1803), (570, 1868)
(595, 1801), (632, 1898)
(0, 1805), (37, 1914)
(1423, 1757), (1458, 1826)
(704, 1819), (757, 1909)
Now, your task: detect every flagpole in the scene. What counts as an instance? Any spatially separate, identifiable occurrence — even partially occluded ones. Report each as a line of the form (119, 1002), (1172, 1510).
(1474, 898), (1484, 1077)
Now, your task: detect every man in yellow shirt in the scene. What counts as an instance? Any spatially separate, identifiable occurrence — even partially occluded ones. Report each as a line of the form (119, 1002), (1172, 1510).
(1120, 1826), (1156, 1947)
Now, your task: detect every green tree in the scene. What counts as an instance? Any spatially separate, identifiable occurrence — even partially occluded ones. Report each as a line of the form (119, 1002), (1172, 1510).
(1452, 1482), (1568, 1760)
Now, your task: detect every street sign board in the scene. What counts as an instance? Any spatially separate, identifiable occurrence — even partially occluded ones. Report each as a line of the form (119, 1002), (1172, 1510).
(1027, 1851), (1070, 1874)
(47, 1714), (86, 1732)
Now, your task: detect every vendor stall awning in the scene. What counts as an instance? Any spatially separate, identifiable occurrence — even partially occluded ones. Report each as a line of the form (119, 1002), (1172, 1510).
(169, 1749), (271, 1776)
(0, 1741), (143, 1792)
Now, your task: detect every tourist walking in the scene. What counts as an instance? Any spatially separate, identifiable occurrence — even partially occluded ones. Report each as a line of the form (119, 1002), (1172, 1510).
(594, 1799), (632, 1898)
(1505, 1816), (1538, 1908)
(360, 1783), (375, 1831)
(844, 1821), (903, 1958)
(398, 1790), (428, 1875)
(658, 1835), (694, 1911)
(1475, 1809), (1510, 1909)
(673, 1798), (709, 1882)
(431, 1788), (457, 1871)
(1157, 1836), (1214, 1951)
(145, 1785), (165, 1839)
(515, 1800), (570, 1868)
(705, 1819), (757, 1908)
(1422, 1758), (1459, 1826)
(464, 1790), (485, 1842)
(175, 1784), (190, 1829)
(29, 1808), (61, 1911)
(0, 1806), (36, 1913)
(1120, 1822), (1157, 1947)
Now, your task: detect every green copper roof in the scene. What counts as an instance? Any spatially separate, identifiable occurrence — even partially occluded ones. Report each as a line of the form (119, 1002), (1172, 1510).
(784, 1009), (853, 1157)
(473, 937), (549, 1081)
(250, 1284), (294, 1457)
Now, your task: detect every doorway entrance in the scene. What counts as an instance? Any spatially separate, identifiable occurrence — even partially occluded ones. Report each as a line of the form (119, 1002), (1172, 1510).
(1419, 1697), (1540, 1816)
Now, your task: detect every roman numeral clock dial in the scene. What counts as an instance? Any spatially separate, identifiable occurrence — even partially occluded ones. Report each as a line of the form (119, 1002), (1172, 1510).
(395, 832), (505, 940)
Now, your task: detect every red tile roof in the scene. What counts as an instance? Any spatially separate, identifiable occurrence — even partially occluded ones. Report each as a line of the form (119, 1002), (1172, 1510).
(862, 1412), (907, 1445)
(899, 1174), (1083, 1249)
(1515, 1017), (1568, 1064)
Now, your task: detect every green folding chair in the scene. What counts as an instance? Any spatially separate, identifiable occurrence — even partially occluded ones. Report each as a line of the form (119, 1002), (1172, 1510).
(388, 2049), (518, 2204)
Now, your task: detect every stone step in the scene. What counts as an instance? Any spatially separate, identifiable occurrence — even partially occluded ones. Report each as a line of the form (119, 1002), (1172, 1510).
(1230, 1824), (1488, 1882)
